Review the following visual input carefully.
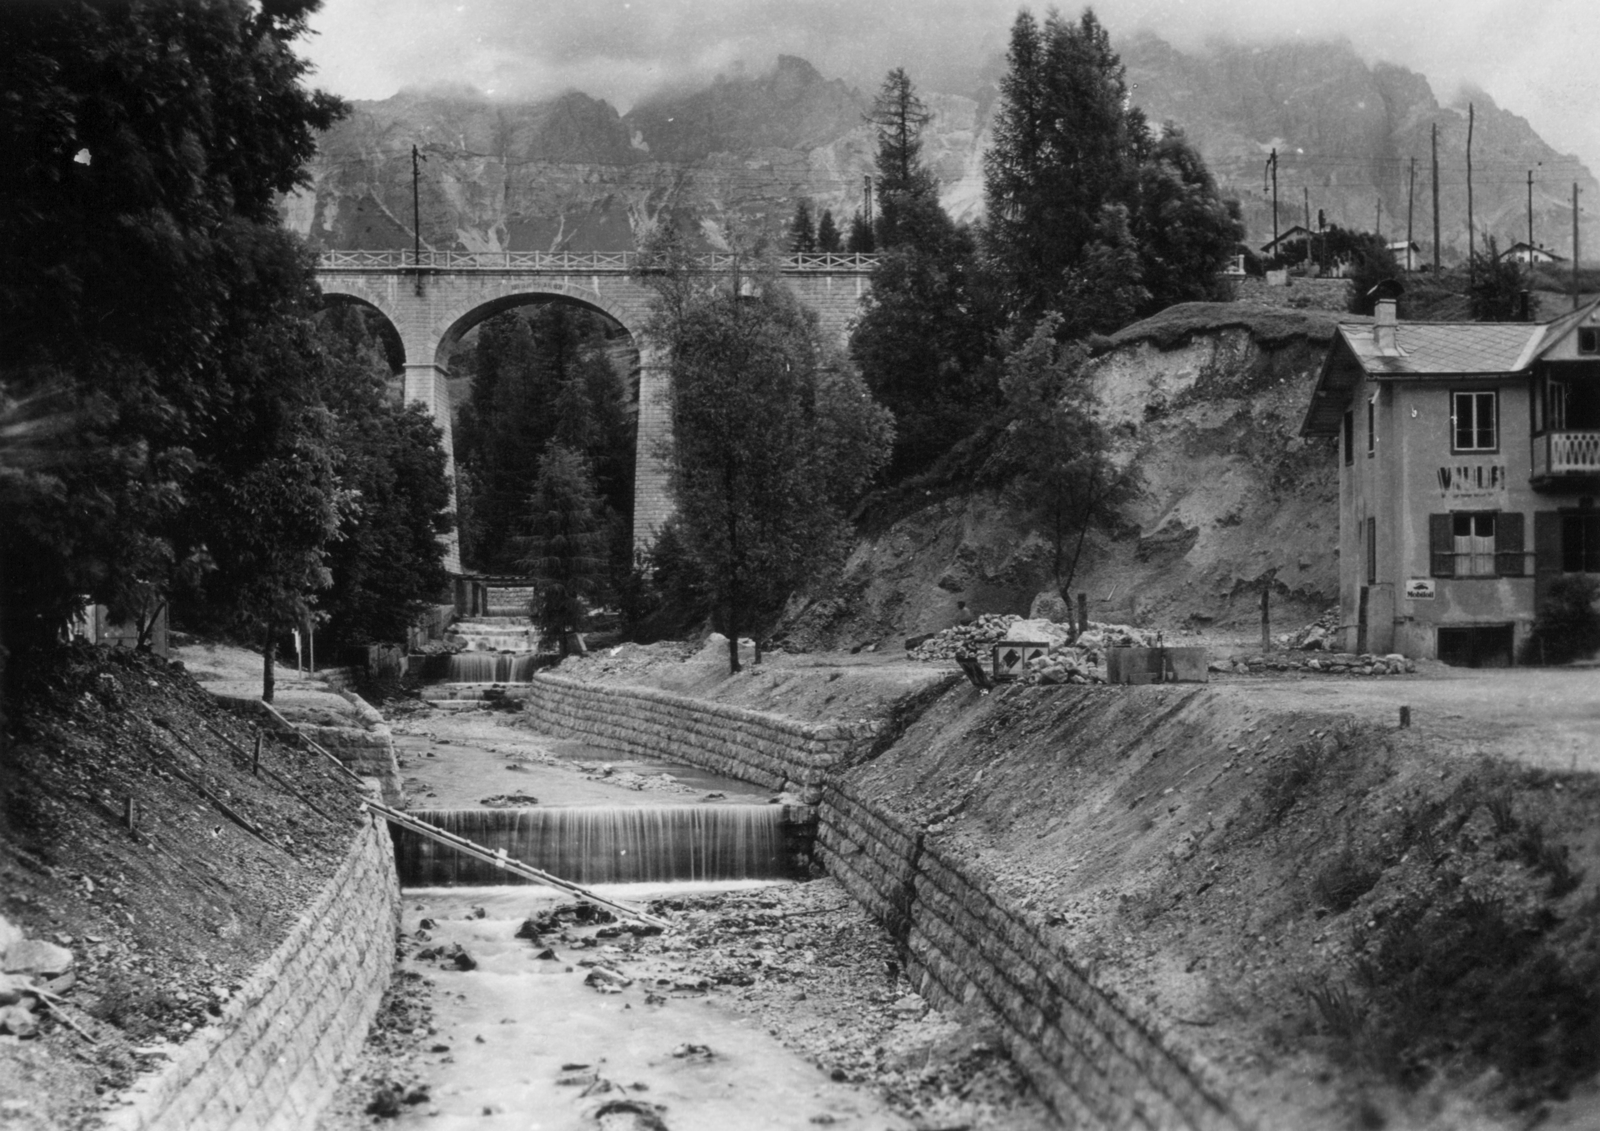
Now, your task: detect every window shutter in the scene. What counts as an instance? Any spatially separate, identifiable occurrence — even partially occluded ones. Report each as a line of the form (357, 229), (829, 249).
(1534, 511), (1562, 609)
(1430, 513), (1454, 577)
(1496, 511), (1524, 576)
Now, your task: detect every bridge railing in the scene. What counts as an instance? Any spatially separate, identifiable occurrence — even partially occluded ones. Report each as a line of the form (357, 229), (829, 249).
(315, 249), (879, 273)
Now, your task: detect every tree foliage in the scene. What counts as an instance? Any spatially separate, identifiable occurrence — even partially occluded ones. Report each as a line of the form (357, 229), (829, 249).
(1469, 236), (1527, 322)
(0, 0), (346, 675)
(454, 305), (632, 573)
(982, 8), (1239, 326)
(312, 306), (453, 650)
(645, 254), (893, 672)
(817, 210), (842, 253)
(519, 445), (608, 655)
(990, 314), (1133, 609)
(788, 199), (816, 252)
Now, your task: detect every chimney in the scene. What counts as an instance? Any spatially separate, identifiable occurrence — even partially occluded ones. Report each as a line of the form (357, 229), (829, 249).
(1374, 298), (1398, 353)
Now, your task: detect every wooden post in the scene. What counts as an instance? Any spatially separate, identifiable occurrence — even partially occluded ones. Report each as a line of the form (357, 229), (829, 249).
(1432, 123), (1441, 275)
(1076, 593), (1089, 637)
(1399, 706), (1412, 729)
(1260, 588), (1271, 653)
(1466, 102), (1475, 278)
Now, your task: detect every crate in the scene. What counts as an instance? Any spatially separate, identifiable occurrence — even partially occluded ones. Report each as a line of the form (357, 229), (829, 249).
(991, 640), (1050, 681)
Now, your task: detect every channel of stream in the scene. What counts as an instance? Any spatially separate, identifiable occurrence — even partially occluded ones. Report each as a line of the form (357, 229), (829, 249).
(333, 696), (933, 1131)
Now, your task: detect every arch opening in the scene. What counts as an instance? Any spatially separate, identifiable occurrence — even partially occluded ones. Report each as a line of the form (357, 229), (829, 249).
(318, 293), (407, 373)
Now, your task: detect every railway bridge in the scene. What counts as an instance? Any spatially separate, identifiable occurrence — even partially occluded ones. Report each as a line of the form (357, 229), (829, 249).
(314, 250), (874, 570)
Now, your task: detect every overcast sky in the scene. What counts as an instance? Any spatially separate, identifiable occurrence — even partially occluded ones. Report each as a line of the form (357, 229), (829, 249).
(302, 0), (1600, 174)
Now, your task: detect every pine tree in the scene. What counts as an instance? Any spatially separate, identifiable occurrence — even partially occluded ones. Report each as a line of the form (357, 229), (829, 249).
(520, 445), (608, 656)
(846, 209), (876, 253)
(867, 68), (946, 250)
(788, 199), (817, 252)
(817, 209), (842, 253)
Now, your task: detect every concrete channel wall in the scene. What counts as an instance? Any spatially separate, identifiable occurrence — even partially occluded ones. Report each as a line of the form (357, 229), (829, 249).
(105, 816), (400, 1131)
(523, 675), (1244, 1130)
(522, 673), (880, 798)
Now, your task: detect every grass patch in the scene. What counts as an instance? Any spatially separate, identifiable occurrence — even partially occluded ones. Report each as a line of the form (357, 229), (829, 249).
(1106, 301), (1353, 352)
(1312, 845), (1382, 913)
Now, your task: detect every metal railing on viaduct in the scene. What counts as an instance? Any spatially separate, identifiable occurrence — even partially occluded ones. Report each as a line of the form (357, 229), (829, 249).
(315, 249), (878, 273)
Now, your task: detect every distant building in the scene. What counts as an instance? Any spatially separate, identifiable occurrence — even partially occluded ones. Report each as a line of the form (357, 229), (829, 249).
(1387, 239), (1422, 271)
(1259, 225), (1314, 258)
(1301, 298), (1600, 665)
(1499, 241), (1567, 265)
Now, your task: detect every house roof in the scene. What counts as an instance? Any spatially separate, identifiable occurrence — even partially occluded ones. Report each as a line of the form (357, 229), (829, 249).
(1260, 225), (1313, 252)
(1299, 296), (1600, 437)
(1499, 240), (1567, 262)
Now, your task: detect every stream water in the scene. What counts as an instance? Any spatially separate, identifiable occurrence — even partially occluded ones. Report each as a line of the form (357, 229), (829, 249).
(392, 885), (913, 1131)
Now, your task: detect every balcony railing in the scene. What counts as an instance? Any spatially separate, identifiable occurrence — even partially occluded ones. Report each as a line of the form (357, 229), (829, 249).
(314, 249), (879, 273)
(1533, 430), (1600, 481)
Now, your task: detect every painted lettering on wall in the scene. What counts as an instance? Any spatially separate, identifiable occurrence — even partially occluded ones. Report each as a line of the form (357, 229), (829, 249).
(1436, 464), (1505, 495)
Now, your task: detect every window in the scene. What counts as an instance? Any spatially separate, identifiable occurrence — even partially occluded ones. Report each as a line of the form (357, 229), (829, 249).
(1564, 512), (1600, 572)
(1366, 396), (1376, 456)
(1365, 516), (1376, 584)
(1579, 327), (1600, 354)
(1452, 390), (1498, 452)
(1343, 409), (1354, 465)
(1430, 511), (1525, 578)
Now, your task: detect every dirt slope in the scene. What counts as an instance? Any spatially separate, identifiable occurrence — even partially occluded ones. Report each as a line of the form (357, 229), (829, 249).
(842, 671), (1600, 1130)
(0, 645), (367, 1130)
(784, 304), (1353, 652)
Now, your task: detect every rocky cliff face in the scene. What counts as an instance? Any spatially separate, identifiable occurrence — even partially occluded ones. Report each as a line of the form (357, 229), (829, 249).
(286, 38), (1596, 261)
(1120, 35), (1598, 261)
(781, 306), (1347, 650)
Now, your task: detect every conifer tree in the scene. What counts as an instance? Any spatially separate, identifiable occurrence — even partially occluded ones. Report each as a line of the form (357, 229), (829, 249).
(846, 210), (876, 253)
(817, 209), (842, 252)
(788, 199), (817, 252)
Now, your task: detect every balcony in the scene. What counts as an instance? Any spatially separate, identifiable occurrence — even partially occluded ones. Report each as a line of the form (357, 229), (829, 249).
(1532, 431), (1600, 487)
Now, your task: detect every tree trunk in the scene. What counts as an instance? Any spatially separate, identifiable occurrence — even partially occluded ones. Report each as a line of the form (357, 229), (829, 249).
(262, 619), (276, 704)
(725, 603), (742, 674)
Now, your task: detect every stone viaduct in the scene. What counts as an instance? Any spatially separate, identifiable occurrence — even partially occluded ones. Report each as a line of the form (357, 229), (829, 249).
(315, 250), (874, 573)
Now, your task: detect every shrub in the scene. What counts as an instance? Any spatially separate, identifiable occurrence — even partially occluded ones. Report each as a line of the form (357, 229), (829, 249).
(1523, 575), (1600, 665)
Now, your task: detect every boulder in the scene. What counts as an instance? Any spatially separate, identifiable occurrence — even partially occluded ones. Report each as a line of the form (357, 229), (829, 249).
(2, 939), (73, 979)
(1028, 591), (1070, 623)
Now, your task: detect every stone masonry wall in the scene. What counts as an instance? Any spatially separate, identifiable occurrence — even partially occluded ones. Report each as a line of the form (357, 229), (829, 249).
(105, 815), (400, 1131)
(820, 782), (1244, 1131)
(524, 675), (1245, 1129)
(522, 673), (878, 799)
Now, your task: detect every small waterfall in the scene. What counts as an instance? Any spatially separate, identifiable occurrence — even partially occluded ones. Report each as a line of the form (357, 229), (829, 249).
(395, 805), (796, 885)
(446, 652), (538, 682)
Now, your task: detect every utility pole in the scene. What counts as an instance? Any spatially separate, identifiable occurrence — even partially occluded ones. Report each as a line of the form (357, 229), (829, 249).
(1376, 198), (1382, 240)
(1527, 169), (1535, 256)
(1407, 157), (1416, 271)
(411, 143), (426, 295)
(1264, 149), (1279, 253)
(1466, 103), (1476, 280)
(863, 173), (873, 225)
(1574, 183), (1582, 311)
(1432, 123), (1441, 274)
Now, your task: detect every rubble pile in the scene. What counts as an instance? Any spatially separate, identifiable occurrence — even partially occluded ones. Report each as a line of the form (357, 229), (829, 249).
(1277, 605), (1342, 651)
(1210, 652), (1417, 676)
(906, 614), (1022, 661)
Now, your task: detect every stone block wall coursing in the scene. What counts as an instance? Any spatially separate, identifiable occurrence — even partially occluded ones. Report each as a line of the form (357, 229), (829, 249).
(522, 673), (880, 798)
(529, 676), (1245, 1130)
(820, 780), (1244, 1130)
(104, 816), (401, 1131)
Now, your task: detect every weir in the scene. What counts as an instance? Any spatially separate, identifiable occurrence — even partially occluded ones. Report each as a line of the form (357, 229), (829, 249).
(394, 804), (816, 886)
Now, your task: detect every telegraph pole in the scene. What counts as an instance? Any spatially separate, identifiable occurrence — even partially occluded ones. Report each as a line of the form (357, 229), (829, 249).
(1574, 183), (1582, 311)
(1265, 148), (1279, 253)
(1466, 103), (1476, 279)
(411, 143), (426, 294)
(1527, 169), (1535, 256)
(1376, 198), (1382, 240)
(1431, 123), (1441, 274)
(1407, 157), (1416, 271)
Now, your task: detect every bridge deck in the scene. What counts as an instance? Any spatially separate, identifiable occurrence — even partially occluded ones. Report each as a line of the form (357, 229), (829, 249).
(316, 250), (878, 274)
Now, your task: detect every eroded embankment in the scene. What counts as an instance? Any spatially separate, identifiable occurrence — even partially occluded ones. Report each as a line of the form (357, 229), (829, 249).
(525, 668), (1600, 1130)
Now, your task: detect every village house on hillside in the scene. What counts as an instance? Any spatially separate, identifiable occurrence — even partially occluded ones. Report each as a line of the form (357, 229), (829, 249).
(1499, 241), (1567, 265)
(1302, 297), (1600, 665)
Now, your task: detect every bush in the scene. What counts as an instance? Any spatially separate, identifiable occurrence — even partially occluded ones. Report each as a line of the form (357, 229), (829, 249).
(1523, 575), (1600, 665)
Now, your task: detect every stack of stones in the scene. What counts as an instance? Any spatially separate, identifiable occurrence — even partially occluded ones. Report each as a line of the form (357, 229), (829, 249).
(908, 614), (1022, 661)
(1210, 652), (1417, 676)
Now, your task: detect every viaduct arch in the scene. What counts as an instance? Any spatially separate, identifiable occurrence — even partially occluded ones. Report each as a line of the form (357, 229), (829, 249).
(315, 251), (873, 574)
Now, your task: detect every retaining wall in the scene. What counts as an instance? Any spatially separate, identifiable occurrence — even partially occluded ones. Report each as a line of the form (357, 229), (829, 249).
(521, 673), (880, 798)
(526, 674), (1244, 1129)
(105, 815), (401, 1131)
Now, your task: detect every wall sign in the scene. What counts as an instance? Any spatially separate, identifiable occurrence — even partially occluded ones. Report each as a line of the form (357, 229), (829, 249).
(1405, 578), (1436, 600)
(1436, 464), (1505, 500)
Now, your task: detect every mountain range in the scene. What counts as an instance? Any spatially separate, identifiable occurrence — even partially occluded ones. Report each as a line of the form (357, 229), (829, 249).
(284, 38), (1598, 263)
